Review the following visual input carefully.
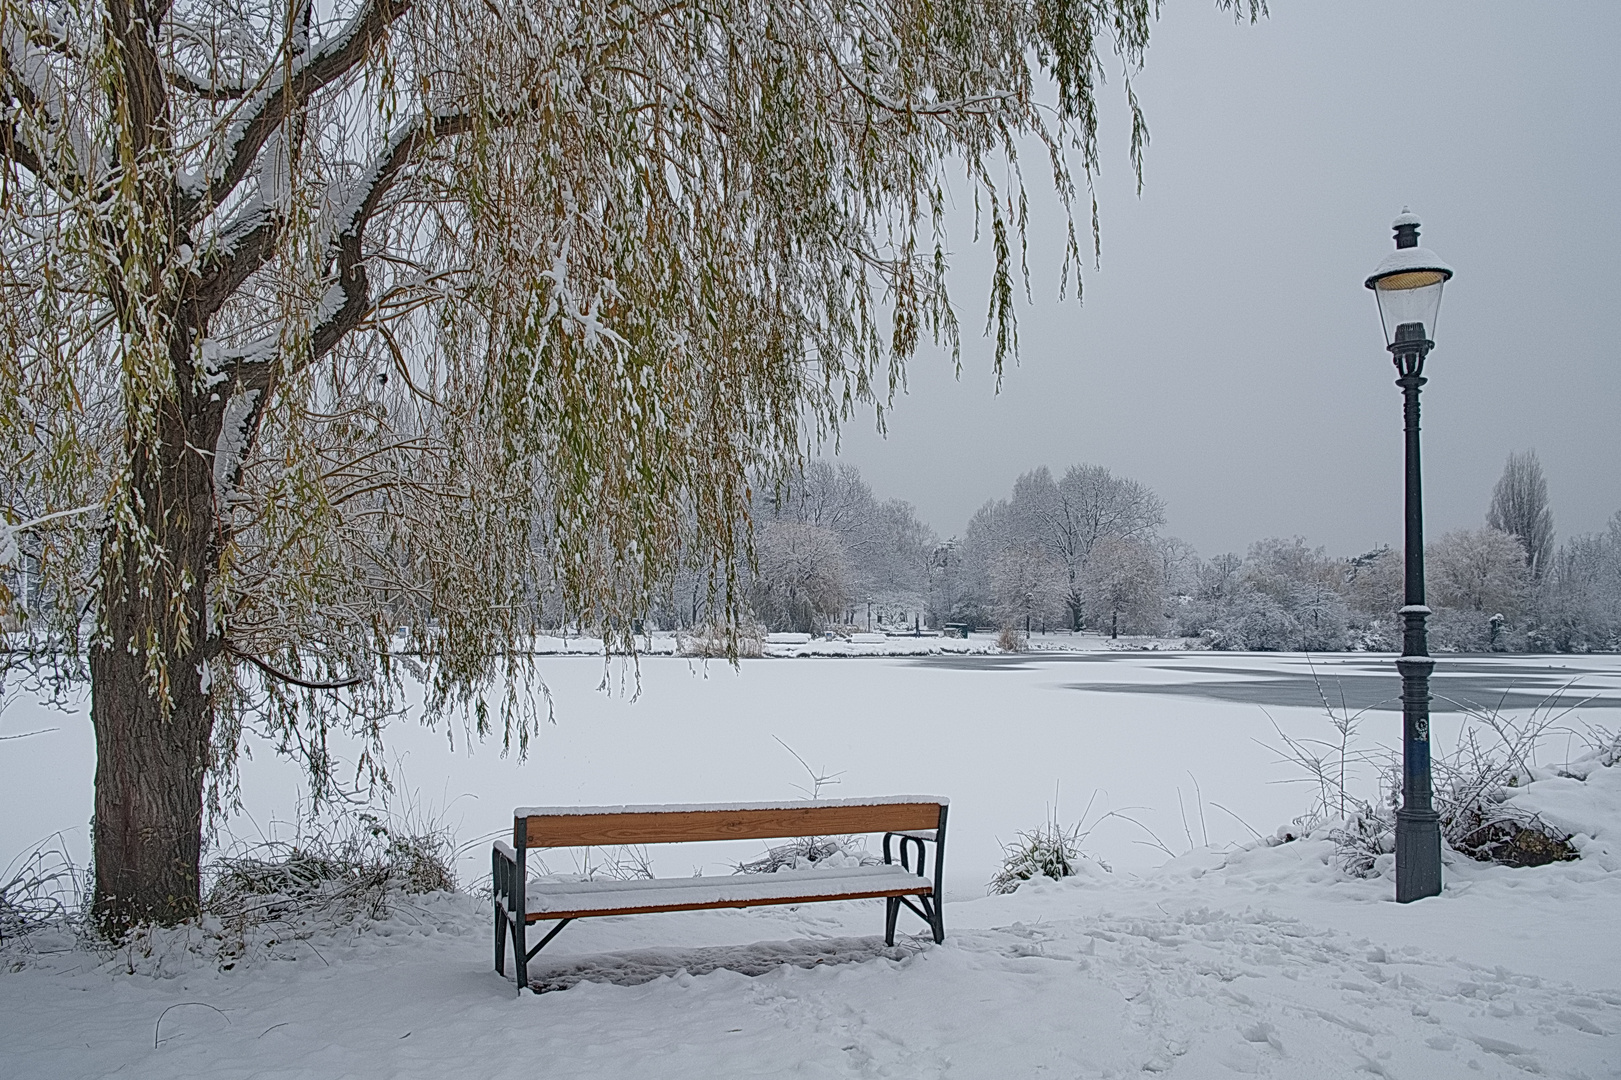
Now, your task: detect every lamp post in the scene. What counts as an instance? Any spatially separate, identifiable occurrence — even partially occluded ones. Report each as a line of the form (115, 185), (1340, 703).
(1365, 210), (1453, 903)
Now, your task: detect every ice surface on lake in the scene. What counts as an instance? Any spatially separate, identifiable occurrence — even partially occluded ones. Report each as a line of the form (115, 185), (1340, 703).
(6, 651), (1621, 884)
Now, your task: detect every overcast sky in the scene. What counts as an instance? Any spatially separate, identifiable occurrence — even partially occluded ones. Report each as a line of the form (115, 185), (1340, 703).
(832, 1), (1621, 558)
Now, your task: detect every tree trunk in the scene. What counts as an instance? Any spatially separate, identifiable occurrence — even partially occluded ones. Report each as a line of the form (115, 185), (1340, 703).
(91, 633), (212, 931)
(90, 375), (219, 933)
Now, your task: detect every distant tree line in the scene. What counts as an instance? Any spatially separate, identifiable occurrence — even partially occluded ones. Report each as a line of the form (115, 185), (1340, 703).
(636, 449), (1621, 653)
(8, 451), (1614, 654)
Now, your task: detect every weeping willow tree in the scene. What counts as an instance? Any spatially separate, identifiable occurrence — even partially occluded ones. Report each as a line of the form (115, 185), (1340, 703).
(0, 0), (1259, 930)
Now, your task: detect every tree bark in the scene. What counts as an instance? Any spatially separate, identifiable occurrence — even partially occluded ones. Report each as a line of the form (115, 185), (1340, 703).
(91, 633), (211, 931)
(90, 369), (219, 933)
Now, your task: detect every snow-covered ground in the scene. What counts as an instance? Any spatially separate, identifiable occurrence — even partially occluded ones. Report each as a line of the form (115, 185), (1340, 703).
(5, 653), (1621, 1077)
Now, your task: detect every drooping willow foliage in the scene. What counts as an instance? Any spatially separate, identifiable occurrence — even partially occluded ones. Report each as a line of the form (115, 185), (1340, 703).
(0, 0), (1261, 811)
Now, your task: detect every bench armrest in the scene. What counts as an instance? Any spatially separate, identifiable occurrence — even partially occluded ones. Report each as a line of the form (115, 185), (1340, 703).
(492, 840), (523, 917)
(882, 804), (948, 897)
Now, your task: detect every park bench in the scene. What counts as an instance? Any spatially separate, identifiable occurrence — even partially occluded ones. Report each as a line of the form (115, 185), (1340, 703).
(492, 796), (949, 991)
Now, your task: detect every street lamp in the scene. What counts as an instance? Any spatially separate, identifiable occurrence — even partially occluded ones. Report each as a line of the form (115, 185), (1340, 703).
(1365, 210), (1453, 904)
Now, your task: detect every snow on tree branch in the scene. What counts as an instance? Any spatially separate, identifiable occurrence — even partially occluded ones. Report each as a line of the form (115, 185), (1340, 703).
(0, 506), (98, 568)
(164, 61), (251, 101)
(1, 21), (97, 191)
(180, 0), (412, 217)
(312, 109), (476, 360)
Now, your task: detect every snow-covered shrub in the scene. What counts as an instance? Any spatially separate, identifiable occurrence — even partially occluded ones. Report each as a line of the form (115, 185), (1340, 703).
(4, 810), (458, 969)
(1273, 676), (1580, 875)
(677, 621), (764, 658)
(205, 812), (456, 932)
(1586, 725), (1621, 768)
(988, 820), (1106, 894)
(1326, 788), (1577, 876)
(1268, 663), (1383, 837)
(1429, 714), (1578, 867)
(1449, 813), (1578, 868)
(1425, 607), (1505, 653)
(1188, 589), (1303, 651)
(996, 625), (1024, 652)
(1326, 808), (1394, 878)
(732, 836), (876, 875)
(1526, 613), (1619, 654)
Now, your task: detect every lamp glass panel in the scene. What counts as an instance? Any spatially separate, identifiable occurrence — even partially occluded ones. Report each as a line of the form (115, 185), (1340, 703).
(1373, 274), (1445, 346)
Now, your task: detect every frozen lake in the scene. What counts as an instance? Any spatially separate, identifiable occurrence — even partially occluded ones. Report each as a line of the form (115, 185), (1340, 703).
(6, 651), (1621, 892)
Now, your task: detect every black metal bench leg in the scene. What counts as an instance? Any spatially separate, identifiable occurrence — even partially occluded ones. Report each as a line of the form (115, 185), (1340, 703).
(930, 897), (945, 944)
(526, 917), (573, 961)
(513, 918), (528, 993)
(885, 897), (900, 947)
(495, 903), (506, 975)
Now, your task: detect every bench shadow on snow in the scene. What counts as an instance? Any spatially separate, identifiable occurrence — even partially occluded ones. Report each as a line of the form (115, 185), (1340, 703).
(525, 935), (927, 993)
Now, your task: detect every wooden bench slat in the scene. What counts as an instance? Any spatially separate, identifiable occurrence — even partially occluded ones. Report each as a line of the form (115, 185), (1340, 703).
(523, 864), (932, 921)
(521, 801), (944, 848)
(515, 796), (947, 817)
(526, 885), (933, 922)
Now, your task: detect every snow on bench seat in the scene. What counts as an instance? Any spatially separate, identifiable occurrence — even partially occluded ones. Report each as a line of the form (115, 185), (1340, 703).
(525, 864), (932, 920)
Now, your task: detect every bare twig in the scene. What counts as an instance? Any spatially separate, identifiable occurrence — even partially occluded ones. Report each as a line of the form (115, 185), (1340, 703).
(154, 1002), (232, 1049)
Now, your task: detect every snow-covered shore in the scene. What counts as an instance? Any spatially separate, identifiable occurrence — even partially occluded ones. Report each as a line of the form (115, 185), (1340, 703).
(499, 629), (1175, 658)
(5, 652), (1621, 1077)
(5, 803), (1620, 1079)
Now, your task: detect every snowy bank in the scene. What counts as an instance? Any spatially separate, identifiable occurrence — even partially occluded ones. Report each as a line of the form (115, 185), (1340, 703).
(6, 799), (1621, 1080)
(6, 653), (1621, 1077)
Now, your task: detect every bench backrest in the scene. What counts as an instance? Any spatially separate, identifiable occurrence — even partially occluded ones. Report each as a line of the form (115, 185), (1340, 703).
(515, 798), (946, 849)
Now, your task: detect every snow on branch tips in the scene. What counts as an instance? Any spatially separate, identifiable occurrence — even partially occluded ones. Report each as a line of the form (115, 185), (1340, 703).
(0, 507), (97, 569)
(537, 240), (626, 353)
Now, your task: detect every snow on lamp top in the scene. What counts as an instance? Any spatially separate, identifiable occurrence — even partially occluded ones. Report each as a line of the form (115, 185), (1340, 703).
(1365, 211), (1453, 348)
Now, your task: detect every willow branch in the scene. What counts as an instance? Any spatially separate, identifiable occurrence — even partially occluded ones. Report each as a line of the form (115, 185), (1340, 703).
(227, 644), (365, 690)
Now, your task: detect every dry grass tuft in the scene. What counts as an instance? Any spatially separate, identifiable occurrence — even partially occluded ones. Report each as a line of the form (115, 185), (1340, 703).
(205, 812), (456, 930)
(1, 837), (85, 948)
(988, 818), (1108, 894)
